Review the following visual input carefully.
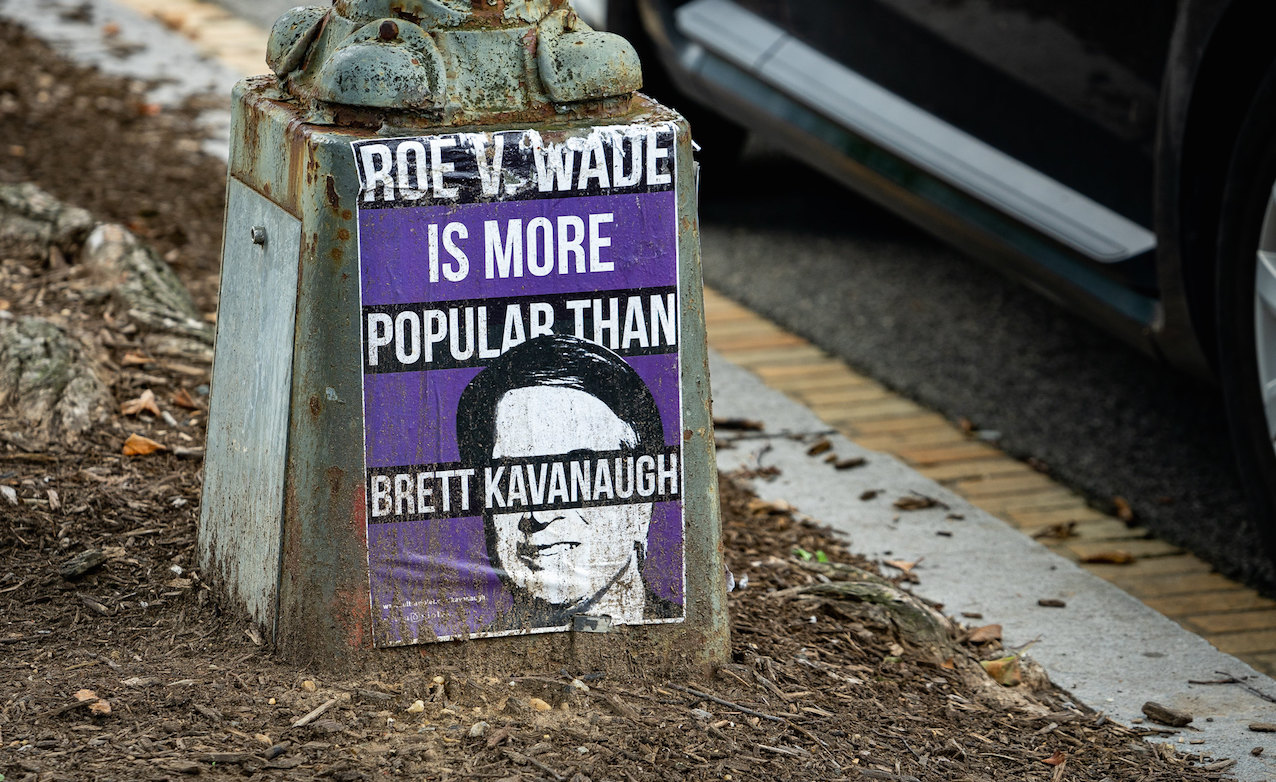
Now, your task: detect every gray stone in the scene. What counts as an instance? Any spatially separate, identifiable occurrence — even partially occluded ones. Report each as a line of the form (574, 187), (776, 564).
(0, 316), (111, 447)
(0, 183), (94, 258)
(80, 224), (213, 348)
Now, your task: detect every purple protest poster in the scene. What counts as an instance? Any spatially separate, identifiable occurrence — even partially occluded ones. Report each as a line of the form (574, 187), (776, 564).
(352, 124), (684, 646)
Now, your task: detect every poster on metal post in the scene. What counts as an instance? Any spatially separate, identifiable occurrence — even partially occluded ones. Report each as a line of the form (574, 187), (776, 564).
(352, 123), (685, 646)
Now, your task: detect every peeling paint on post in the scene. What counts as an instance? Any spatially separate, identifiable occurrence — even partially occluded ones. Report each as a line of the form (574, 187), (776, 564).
(200, 0), (728, 675)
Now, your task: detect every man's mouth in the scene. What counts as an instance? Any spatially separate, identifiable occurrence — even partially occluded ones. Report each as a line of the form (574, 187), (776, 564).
(516, 540), (580, 570)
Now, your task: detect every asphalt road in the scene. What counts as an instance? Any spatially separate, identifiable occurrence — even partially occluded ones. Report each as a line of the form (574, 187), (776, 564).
(219, 0), (1276, 592)
(698, 141), (1276, 591)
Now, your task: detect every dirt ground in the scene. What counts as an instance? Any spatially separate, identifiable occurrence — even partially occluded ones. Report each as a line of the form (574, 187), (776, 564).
(0, 17), (1243, 782)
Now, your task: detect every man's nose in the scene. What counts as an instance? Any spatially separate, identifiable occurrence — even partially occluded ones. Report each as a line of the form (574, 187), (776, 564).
(517, 512), (552, 535)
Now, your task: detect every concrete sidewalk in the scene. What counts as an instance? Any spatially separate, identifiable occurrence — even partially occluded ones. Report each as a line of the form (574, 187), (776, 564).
(2, 0), (1274, 776)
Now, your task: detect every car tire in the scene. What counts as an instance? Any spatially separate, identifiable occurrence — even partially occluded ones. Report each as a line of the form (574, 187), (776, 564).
(1216, 62), (1276, 556)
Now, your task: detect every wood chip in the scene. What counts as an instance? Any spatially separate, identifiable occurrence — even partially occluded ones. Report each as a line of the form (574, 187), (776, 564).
(713, 417), (763, 431)
(966, 624), (1002, 644)
(1142, 701), (1192, 727)
(806, 438), (832, 456)
(122, 433), (165, 456)
(292, 697), (339, 728)
(58, 549), (105, 579)
(894, 494), (941, 511)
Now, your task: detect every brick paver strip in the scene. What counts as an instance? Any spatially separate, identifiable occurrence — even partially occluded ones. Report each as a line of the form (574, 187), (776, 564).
(1210, 630), (1276, 656)
(1008, 505), (1112, 526)
(1145, 591), (1276, 617)
(101, 0), (1276, 675)
(1120, 571), (1253, 598)
(849, 413), (961, 434)
(1043, 518), (1157, 542)
(1086, 554), (1215, 578)
(916, 459), (1035, 483)
(1186, 610), (1276, 635)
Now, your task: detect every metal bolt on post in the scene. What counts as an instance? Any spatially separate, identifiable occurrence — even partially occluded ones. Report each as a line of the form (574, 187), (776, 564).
(199, 0), (728, 674)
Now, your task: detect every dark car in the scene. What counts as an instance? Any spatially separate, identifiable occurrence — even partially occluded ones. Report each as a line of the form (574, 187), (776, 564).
(609, 0), (1276, 557)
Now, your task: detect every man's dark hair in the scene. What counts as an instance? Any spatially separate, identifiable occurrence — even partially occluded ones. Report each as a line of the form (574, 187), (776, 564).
(456, 334), (664, 464)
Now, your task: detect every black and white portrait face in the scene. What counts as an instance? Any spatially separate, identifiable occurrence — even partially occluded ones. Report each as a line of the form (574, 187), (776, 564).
(456, 334), (670, 627)
(489, 386), (653, 619)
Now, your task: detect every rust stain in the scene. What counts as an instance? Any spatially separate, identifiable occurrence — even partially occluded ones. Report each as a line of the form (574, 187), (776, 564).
(330, 247), (344, 262)
(309, 394), (321, 417)
(326, 465), (346, 500)
(325, 176), (340, 214)
(337, 228), (351, 241)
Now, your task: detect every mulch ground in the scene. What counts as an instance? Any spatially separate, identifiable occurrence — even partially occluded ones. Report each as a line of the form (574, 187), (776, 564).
(0, 17), (1240, 781)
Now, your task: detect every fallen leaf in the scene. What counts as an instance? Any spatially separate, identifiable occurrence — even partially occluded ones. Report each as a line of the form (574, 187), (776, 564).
(940, 657), (955, 670)
(834, 457), (867, 470)
(980, 655), (1021, 686)
(122, 434), (166, 456)
(102, 21), (120, 37)
(1079, 550), (1136, 565)
(527, 697), (553, 712)
(1041, 750), (1066, 766)
(74, 689), (97, 702)
(90, 699), (112, 716)
(1113, 496), (1134, 523)
(120, 389), (161, 417)
(121, 352), (153, 366)
(859, 489), (880, 501)
(967, 624), (1002, 644)
(172, 388), (199, 409)
(884, 559), (919, 575)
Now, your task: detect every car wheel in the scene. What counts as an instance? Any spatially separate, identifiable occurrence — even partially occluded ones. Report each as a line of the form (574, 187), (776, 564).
(1216, 63), (1276, 555)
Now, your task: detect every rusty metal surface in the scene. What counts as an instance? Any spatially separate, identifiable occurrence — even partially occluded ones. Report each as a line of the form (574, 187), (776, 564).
(264, 0), (640, 126)
(208, 81), (727, 672)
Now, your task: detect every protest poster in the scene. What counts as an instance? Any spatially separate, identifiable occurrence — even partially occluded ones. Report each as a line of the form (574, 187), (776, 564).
(352, 123), (684, 646)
